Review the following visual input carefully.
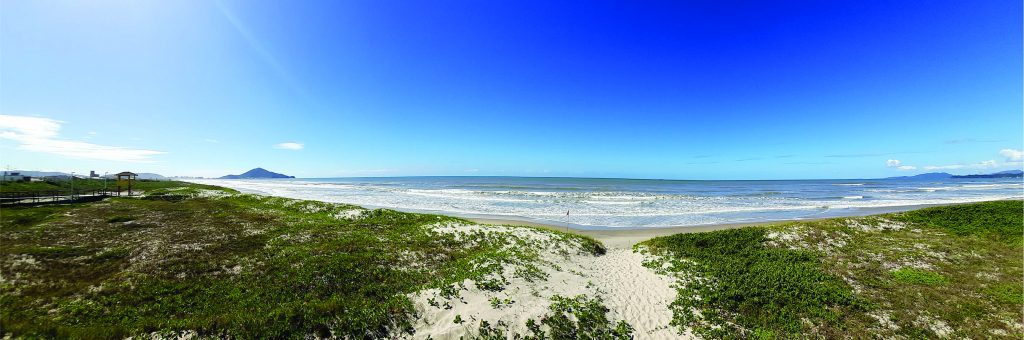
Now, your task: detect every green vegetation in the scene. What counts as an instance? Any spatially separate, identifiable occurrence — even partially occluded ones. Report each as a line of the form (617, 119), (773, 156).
(0, 185), (603, 338)
(892, 200), (1023, 246)
(891, 268), (947, 285)
(984, 283), (1024, 305)
(641, 200), (1023, 339)
(641, 228), (864, 338)
(477, 295), (633, 340)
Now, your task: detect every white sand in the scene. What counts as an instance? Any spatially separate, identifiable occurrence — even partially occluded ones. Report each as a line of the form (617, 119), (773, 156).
(405, 223), (687, 339)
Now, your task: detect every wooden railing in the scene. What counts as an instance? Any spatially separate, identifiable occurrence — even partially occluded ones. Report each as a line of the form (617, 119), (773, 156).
(0, 189), (128, 205)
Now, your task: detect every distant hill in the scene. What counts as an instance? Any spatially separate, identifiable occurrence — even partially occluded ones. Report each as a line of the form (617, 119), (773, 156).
(8, 170), (71, 178)
(220, 168), (294, 179)
(952, 170), (1024, 179)
(884, 172), (953, 180)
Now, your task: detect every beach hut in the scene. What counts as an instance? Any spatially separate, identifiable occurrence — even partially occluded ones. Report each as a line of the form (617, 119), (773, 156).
(116, 171), (137, 196)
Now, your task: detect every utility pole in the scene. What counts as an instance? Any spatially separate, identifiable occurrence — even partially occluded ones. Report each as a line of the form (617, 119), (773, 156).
(70, 171), (75, 200)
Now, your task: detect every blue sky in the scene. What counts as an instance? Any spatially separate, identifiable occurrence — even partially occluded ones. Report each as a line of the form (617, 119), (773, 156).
(1, 0), (1021, 179)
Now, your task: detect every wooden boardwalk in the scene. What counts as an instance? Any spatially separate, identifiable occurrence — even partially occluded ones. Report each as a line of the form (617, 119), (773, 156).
(0, 190), (130, 206)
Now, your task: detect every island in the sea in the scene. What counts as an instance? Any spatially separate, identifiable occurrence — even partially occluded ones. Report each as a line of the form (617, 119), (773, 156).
(885, 170), (1023, 180)
(219, 167), (294, 179)
(952, 170), (1024, 179)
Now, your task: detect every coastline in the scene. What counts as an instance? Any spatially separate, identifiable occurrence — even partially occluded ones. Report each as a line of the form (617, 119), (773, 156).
(469, 200), (1011, 248)
(183, 177), (1021, 237)
(468, 217), (779, 248)
(5, 181), (1021, 338)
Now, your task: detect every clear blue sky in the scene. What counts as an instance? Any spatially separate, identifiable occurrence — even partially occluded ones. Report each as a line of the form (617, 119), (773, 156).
(1, 0), (1021, 179)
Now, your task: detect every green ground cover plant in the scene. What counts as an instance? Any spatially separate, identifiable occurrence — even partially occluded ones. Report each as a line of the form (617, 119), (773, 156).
(476, 295), (633, 340)
(641, 200), (1023, 339)
(0, 184), (603, 339)
(640, 228), (864, 338)
(891, 268), (947, 285)
(891, 200), (1023, 246)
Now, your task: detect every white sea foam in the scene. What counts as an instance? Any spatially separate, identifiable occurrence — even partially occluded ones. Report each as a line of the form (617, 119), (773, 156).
(186, 178), (1022, 228)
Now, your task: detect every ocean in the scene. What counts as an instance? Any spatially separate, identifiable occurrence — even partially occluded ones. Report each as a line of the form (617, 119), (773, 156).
(190, 176), (1023, 229)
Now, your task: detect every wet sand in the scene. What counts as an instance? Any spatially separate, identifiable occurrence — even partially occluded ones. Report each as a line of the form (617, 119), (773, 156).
(468, 200), (1008, 248)
(468, 217), (786, 248)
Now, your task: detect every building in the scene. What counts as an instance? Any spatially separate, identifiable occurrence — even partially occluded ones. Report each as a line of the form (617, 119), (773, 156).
(1, 171), (31, 182)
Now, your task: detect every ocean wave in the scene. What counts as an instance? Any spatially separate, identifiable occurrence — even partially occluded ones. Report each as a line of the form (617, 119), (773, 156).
(187, 178), (1023, 228)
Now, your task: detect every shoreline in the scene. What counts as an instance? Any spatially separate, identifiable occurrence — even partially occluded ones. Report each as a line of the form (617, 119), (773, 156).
(469, 200), (1008, 248)
(182, 178), (1018, 247)
(468, 217), (784, 248)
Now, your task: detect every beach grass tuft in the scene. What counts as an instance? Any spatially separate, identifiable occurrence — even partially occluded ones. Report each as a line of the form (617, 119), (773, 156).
(476, 295), (633, 340)
(891, 268), (947, 285)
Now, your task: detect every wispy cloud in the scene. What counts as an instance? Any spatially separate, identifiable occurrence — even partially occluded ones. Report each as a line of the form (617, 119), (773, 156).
(999, 149), (1023, 162)
(783, 161), (835, 165)
(944, 138), (1002, 144)
(274, 142), (304, 150)
(204, 138), (220, 143)
(827, 151), (927, 158)
(0, 114), (164, 162)
(923, 160), (998, 171)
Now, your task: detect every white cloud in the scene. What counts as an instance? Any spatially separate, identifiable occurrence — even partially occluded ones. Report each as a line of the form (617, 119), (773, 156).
(886, 159), (916, 170)
(999, 149), (1023, 162)
(274, 142), (303, 150)
(0, 114), (164, 162)
(923, 160), (998, 171)
(923, 164), (962, 170)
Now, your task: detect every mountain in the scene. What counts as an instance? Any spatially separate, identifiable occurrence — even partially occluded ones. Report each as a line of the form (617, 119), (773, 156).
(8, 170), (71, 178)
(952, 170), (1024, 179)
(219, 168), (294, 179)
(884, 172), (953, 180)
(136, 173), (168, 180)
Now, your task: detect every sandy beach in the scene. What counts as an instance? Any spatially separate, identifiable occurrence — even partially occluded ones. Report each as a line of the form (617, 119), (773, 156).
(469, 217), (775, 248)
(468, 200), (996, 248)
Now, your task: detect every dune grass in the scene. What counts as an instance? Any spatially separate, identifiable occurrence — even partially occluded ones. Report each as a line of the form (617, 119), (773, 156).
(640, 200), (1023, 339)
(0, 185), (604, 339)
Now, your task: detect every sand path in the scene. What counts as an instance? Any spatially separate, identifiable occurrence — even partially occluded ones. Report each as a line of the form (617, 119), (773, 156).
(408, 224), (689, 339)
(577, 248), (682, 339)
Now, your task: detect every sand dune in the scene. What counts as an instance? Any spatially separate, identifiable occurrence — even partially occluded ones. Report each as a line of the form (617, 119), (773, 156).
(405, 223), (686, 339)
